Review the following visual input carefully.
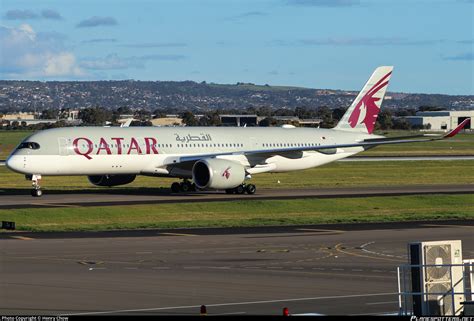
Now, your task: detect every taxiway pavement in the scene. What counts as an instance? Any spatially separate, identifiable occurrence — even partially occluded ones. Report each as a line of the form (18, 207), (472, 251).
(0, 184), (472, 209)
(1, 221), (473, 315)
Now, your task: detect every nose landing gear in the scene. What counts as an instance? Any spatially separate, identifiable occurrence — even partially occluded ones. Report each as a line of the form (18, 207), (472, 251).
(27, 174), (43, 197)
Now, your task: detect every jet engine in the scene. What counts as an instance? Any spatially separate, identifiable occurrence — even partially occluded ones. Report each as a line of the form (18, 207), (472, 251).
(88, 175), (136, 187)
(192, 159), (245, 190)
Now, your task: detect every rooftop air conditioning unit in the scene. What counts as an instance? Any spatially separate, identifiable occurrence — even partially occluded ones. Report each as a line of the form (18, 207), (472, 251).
(409, 240), (464, 316)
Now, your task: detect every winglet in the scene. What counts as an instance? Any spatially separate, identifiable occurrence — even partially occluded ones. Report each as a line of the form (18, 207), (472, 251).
(444, 118), (470, 138)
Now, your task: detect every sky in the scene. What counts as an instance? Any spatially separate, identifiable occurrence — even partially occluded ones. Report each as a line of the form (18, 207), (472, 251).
(0, 0), (473, 95)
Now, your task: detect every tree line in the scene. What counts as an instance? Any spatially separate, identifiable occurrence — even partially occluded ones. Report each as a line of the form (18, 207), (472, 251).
(0, 105), (444, 130)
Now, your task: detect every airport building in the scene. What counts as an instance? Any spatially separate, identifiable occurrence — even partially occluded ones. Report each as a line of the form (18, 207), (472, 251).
(220, 114), (258, 127)
(272, 116), (321, 127)
(405, 110), (474, 131)
(219, 114), (322, 127)
(0, 112), (36, 120)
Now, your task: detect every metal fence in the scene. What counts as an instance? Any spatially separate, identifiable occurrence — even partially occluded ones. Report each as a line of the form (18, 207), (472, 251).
(397, 261), (473, 316)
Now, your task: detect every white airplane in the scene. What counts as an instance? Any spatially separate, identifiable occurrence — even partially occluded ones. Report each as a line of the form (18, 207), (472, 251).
(4, 66), (470, 197)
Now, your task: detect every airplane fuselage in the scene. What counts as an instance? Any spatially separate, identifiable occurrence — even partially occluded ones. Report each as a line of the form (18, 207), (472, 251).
(6, 126), (375, 177)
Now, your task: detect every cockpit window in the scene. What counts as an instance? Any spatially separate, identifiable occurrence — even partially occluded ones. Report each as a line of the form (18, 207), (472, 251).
(18, 142), (40, 150)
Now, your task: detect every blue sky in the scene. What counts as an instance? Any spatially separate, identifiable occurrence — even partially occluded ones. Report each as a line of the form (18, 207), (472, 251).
(0, 0), (472, 94)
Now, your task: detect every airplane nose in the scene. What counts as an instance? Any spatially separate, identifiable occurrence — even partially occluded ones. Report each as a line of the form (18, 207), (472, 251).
(6, 155), (24, 173)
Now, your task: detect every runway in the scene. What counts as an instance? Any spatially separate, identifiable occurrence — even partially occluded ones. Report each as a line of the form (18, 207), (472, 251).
(0, 221), (473, 315)
(0, 184), (473, 209)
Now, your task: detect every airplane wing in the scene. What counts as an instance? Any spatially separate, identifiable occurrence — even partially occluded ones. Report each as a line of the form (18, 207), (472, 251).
(166, 118), (470, 165)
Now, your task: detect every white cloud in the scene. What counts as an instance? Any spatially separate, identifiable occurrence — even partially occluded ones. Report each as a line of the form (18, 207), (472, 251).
(0, 24), (85, 78)
(18, 23), (36, 39)
(44, 52), (84, 76)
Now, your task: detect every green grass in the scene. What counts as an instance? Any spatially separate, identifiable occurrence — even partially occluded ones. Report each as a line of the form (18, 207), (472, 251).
(1, 194), (472, 232)
(0, 130), (33, 159)
(1, 160), (473, 193)
(363, 130), (474, 156)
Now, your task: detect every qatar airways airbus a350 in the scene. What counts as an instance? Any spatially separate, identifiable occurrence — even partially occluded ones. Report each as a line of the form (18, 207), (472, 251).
(4, 66), (470, 197)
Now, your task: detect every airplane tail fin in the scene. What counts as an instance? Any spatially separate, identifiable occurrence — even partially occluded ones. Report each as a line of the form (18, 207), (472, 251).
(335, 66), (393, 134)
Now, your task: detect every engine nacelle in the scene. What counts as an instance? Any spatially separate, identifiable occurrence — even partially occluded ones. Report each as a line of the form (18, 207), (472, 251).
(88, 174), (136, 187)
(192, 159), (245, 190)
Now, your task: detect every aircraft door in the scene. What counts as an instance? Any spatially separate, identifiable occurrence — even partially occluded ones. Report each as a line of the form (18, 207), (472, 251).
(249, 137), (259, 151)
(58, 138), (70, 156)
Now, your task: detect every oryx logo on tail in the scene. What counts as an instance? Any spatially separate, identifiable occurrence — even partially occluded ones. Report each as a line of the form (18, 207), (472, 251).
(348, 71), (392, 134)
(335, 66), (393, 134)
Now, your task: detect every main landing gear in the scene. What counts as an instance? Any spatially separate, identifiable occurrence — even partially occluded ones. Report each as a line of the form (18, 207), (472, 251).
(225, 183), (256, 195)
(170, 181), (257, 195)
(170, 180), (196, 193)
(28, 174), (43, 197)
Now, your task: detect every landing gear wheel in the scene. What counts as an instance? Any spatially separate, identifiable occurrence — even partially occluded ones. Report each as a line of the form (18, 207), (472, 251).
(235, 185), (245, 194)
(180, 181), (193, 192)
(29, 174), (43, 197)
(246, 184), (256, 195)
(171, 182), (181, 193)
(31, 189), (43, 197)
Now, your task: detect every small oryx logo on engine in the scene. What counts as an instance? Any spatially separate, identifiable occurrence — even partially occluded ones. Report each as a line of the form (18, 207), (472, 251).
(222, 167), (231, 179)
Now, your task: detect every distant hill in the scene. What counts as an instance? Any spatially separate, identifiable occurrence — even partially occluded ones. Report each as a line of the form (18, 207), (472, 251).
(0, 80), (472, 112)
